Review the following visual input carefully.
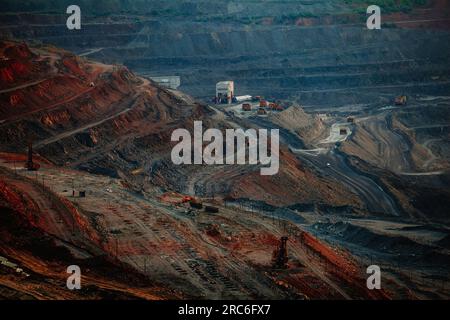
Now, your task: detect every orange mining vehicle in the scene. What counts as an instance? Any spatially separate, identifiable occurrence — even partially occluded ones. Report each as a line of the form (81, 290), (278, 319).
(242, 103), (252, 111)
(395, 95), (407, 106)
(274, 104), (284, 111)
(269, 102), (284, 111)
(160, 192), (193, 204)
(182, 195), (194, 203)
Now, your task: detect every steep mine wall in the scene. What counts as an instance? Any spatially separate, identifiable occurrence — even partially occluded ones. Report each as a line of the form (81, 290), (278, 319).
(1, 1), (449, 105)
(0, 41), (363, 210)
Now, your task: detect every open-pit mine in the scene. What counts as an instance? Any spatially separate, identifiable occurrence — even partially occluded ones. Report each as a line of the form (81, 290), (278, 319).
(0, 0), (449, 301)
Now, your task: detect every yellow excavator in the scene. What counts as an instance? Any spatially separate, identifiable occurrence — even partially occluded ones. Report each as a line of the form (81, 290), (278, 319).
(395, 95), (407, 106)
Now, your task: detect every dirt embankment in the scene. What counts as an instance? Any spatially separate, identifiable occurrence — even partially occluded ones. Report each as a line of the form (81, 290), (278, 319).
(229, 147), (362, 208)
(0, 154), (389, 300)
(346, 153), (450, 224)
(0, 166), (179, 300)
(0, 40), (359, 211)
(270, 106), (326, 145)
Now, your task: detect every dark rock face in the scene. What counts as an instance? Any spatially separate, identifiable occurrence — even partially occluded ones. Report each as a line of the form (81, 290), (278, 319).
(1, 1), (449, 106)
